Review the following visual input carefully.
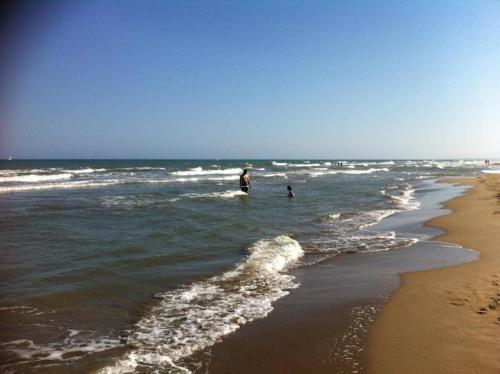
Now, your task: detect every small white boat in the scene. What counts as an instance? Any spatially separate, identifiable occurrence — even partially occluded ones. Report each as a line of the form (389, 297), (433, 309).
(8, 156), (12, 160)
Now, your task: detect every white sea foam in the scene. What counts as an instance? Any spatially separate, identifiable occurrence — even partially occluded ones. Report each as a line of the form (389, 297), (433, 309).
(98, 236), (303, 373)
(0, 173), (73, 183)
(119, 167), (167, 171)
(306, 171), (326, 177)
(297, 168), (389, 177)
(100, 195), (176, 208)
(355, 161), (395, 166)
(358, 209), (398, 228)
(1, 336), (121, 365)
(287, 163), (322, 168)
(340, 168), (389, 174)
(316, 213), (341, 222)
(271, 161), (288, 166)
(171, 167), (242, 176)
(261, 173), (287, 178)
(0, 173), (242, 193)
(327, 213), (341, 220)
(180, 190), (248, 199)
(482, 169), (500, 174)
(312, 209), (418, 255)
(381, 184), (420, 210)
(173, 175), (239, 183)
(0, 180), (125, 193)
(69, 168), (107, 174)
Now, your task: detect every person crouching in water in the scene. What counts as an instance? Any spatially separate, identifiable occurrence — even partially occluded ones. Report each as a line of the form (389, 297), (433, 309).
(240, 169), (251, 193)
(287, 185), (295, 198)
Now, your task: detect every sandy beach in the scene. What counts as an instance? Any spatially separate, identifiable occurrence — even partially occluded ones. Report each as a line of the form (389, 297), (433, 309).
(368, 174), (500, 373)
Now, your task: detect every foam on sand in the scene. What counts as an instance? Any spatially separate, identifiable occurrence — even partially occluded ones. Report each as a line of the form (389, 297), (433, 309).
(97, 236), (303, 373)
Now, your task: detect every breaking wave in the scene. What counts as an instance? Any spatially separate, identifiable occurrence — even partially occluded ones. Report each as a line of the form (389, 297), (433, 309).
(171, 167), (242, 176)
(97, 236), (303, 373)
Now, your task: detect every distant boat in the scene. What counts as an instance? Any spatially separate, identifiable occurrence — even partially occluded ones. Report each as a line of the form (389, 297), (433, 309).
(8, 156), (12, 160)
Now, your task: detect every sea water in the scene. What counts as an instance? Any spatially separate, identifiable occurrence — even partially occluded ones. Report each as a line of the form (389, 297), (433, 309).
(0, 159), (491, 372)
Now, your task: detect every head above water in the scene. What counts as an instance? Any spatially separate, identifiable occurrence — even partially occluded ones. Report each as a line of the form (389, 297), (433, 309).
(242, 169), (248, 174)
(287, 185), (292, 190)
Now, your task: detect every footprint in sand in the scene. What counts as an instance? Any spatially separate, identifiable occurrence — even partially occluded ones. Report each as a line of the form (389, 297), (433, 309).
(450, 298), (469, 307)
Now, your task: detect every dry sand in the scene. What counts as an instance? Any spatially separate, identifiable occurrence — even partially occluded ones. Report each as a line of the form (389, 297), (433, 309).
(367, 174), (500, 373)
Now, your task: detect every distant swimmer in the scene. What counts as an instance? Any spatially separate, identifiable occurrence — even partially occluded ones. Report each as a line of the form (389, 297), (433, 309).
(240, 169), (251, 193)
(287, 185), (295, 198)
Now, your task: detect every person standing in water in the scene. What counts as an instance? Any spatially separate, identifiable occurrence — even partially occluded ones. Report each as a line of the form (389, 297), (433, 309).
(240, 169), (251, 193)
(287, 185), (295, 198)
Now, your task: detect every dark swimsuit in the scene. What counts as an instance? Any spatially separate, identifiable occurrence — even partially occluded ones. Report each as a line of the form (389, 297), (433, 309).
(240, 176), (249, 193)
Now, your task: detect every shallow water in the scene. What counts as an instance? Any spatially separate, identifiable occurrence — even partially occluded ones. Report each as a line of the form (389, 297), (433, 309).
(0, 159), (490, 372)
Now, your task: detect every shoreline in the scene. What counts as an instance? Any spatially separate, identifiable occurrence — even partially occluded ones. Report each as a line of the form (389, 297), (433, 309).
(367, 174), (500, 373)
(163, 180), (479, 373)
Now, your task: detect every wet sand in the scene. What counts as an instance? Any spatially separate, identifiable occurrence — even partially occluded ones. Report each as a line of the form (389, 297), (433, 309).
(177, 181), (479, 373)
(367, 175), (500, 373)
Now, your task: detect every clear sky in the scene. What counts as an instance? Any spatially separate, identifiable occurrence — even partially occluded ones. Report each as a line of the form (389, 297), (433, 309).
(1, 0), (499, 159)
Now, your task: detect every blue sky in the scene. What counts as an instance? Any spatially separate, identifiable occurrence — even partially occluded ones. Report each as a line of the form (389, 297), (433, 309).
(1, 0), (499, 159)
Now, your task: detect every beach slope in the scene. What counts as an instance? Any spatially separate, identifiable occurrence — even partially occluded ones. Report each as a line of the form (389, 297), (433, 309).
(367, 174), (500, 373)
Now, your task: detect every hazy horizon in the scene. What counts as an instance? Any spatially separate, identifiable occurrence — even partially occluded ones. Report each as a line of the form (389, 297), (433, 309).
(1, 1), (499, 160)
(1, 157), (496, 161)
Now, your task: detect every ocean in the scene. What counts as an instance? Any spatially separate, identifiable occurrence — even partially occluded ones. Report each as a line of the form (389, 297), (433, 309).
(0, 159), (492, 372)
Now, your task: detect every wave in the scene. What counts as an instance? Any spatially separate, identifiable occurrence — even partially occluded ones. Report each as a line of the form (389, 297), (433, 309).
(1, 335), (121, 367)
(340, 168), (389, 174)
(171, 167), (242, 176)
(316, 213), (341, 222)
(381, 185), (420, 210)
(111, 167), (167, 172)
(298, 168), (389, 177)
(69, 168), (107, 174)
(358, 209), (398, 228)
(180, 189), (248, 199)
(0, 173), (73, 183)
(482, 169), (500, 174)
(271, 161), (323, 168)
(261, 173), (287, 178)
(99, 195), (176, 209)
(271, 161), (288, 166)
(309, 209), (417, 256)
(98, 236), (303, 373)
(0, 180), (125, 193)
(0, 174), (241, 193)
(287, 163), (322, 168)
(352, 161), (395, 166)
(173, 175), (239, 183)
